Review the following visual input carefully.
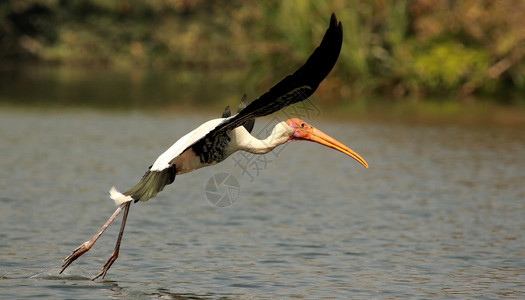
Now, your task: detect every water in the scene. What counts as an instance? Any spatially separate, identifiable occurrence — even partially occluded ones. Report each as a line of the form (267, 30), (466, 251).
(1, 107), (525, 299)
(0, 66), (258, 110)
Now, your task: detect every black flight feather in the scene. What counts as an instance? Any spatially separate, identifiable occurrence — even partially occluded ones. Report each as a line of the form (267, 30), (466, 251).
(221, 105), (231, 118)
(189, 13), (342, 151)
(124, 14), (342, 203)
(237, 94), (255, 133)
(221, 94), (255, 133)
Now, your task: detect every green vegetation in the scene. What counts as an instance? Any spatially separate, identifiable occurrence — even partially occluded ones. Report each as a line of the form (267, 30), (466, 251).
(1, 0), (524, 103)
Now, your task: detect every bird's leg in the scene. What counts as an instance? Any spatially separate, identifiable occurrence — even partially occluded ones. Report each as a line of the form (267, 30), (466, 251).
(91, 201), (131, 280)
(60, 203), (125, 274)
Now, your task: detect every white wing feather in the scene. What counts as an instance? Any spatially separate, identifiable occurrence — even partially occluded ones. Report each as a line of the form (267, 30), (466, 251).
(150, 118), (226, 171)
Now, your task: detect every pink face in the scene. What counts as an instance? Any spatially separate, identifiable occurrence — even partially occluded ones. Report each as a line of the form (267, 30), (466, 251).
(285, 118), (313, 141)
(284, 118), (369, 168)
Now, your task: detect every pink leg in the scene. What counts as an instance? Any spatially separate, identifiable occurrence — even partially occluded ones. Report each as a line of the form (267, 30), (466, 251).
(91, 201), (131, 280)
(60, 203), (125, 274)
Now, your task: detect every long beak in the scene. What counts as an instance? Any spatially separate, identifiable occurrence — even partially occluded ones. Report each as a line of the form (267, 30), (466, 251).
(305, 127), (369, 169)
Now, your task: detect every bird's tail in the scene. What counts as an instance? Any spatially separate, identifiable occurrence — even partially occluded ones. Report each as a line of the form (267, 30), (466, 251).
(109, 165), (177, 206)
(109, 186), (133, 206)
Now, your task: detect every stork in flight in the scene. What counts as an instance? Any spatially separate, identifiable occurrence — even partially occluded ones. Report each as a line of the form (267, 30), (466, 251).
(60, 13), (368, 280)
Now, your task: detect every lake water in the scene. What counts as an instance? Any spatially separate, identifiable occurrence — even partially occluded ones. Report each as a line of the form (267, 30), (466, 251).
(1, 106), (524, 299)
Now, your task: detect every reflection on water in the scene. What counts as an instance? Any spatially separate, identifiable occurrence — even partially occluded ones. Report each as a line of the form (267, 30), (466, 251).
(0, 107), (524, 299)
(0, 65), (258, 110)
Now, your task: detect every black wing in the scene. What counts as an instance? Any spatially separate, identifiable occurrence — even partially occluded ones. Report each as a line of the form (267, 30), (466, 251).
(217, 13), (341, 134)
(221, 94), (255, 133)
(221, 105), (231, 118)
(237, 94), (255, 133)
(181, 13), (342, 159)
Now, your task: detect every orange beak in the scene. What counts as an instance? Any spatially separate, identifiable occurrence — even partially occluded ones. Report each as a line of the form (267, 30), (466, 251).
(291, 120), (368, 169)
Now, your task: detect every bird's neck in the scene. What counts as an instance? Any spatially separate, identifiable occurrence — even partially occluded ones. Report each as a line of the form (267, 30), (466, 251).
(232, 121), (294, 155)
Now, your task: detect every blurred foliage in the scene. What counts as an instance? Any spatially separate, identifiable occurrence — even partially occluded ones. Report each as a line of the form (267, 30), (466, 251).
(1, 0), (524, 102)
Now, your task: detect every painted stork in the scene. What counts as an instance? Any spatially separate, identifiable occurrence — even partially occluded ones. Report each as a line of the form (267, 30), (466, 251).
(60, 13), (368, 280)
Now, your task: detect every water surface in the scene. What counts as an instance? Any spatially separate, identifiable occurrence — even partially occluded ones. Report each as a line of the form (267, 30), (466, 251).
(1, 108), (524, 299)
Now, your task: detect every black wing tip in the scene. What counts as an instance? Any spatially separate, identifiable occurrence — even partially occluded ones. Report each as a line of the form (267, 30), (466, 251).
(293, 12), (342, 87)
(329, 13), (343, 37)
(327, 13), (343, 46)
(330, 13), (337, 26)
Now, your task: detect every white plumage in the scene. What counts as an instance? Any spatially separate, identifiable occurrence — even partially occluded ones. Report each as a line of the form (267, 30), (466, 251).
(60, 13), (369, 281)
(109, 186), (133, 206)
(151, 118), (225, 171)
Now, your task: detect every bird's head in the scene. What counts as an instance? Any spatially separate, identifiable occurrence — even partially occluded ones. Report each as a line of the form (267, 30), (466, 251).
(285, 118), (368, 168)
